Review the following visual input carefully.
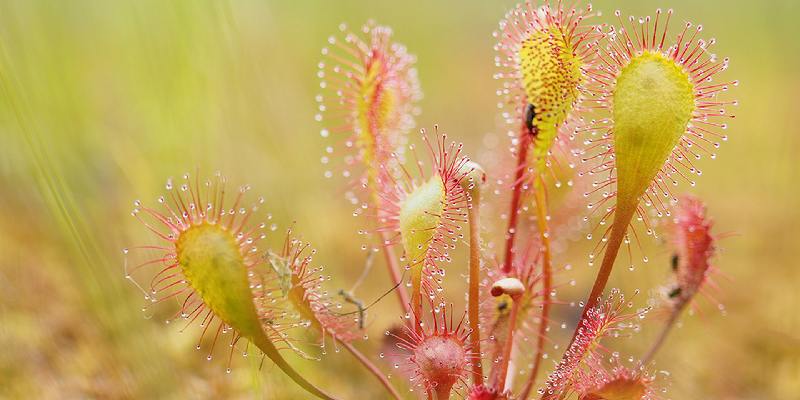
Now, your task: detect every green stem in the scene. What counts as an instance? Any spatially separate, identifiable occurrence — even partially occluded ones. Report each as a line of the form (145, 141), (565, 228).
(251, 331), (338, 400)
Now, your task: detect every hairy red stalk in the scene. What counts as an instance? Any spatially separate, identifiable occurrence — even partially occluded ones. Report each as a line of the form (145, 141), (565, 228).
(468, 194), (484, 384)
(341, 340), (402, 400)
(519, 174), (552, 399)
(502, 122), (532, 273)
(379, 230), (412, 322)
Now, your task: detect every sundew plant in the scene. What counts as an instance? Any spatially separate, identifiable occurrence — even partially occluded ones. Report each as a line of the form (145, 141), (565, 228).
(125, 2), (737, 399)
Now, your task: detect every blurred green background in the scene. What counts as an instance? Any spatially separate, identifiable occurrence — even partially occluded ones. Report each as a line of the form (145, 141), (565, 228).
(0, 0), (797, 399)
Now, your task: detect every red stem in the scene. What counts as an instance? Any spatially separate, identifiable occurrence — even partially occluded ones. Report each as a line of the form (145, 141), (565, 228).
(502, 123), (532, 274)
(341, 340), (402, 400)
